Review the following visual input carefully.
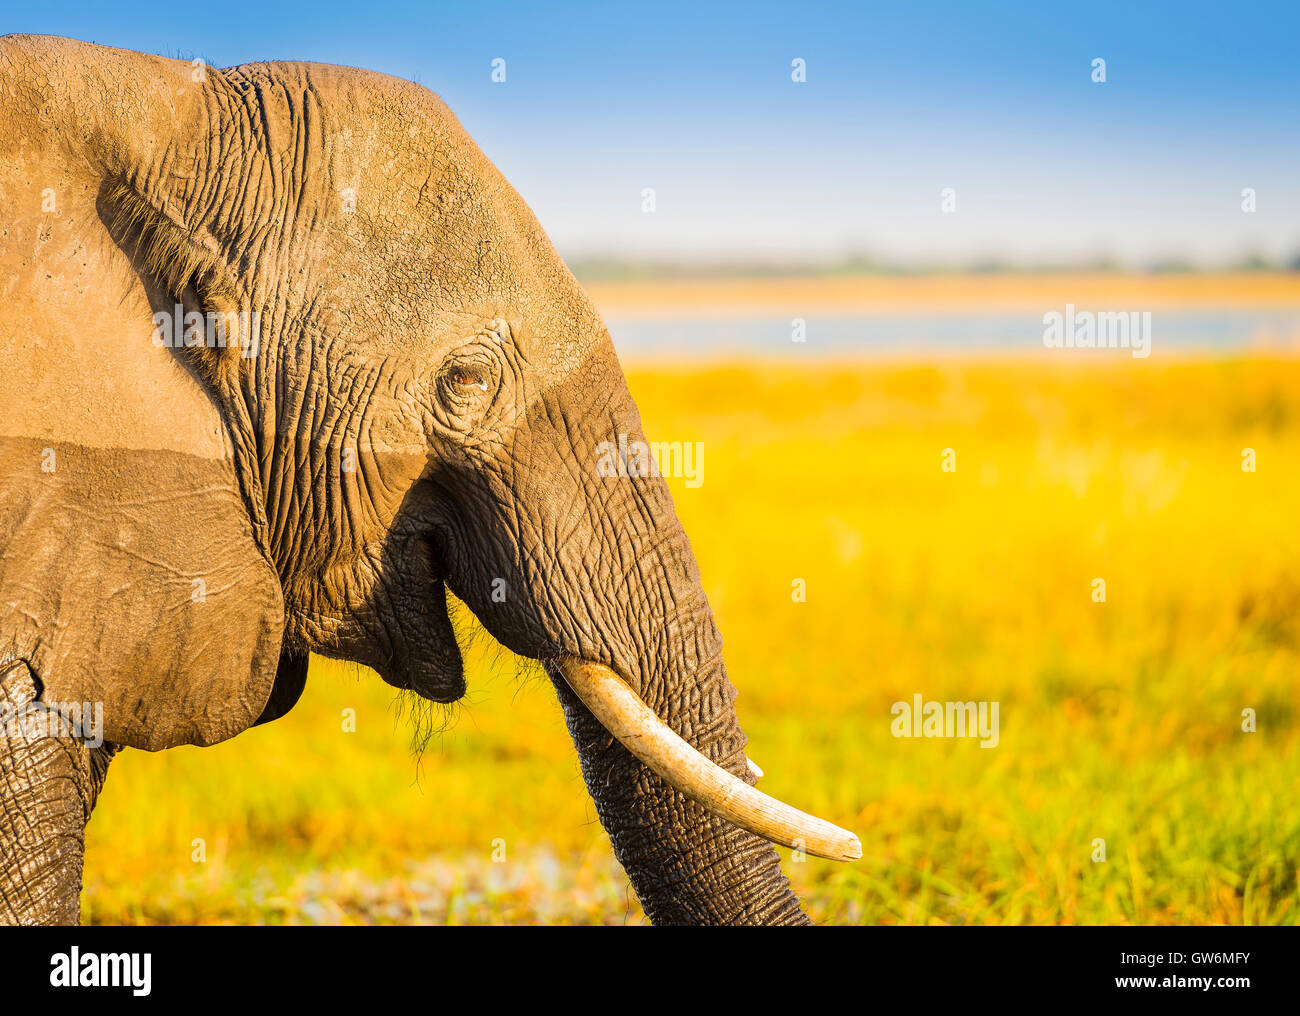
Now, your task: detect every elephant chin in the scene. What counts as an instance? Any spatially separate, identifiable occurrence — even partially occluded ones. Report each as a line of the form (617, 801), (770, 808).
(371, 579), (467, 704)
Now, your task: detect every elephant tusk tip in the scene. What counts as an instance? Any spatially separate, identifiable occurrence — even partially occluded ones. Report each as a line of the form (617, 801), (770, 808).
(746, 757), (764, 779)
(810, 827), (862, 862)
(560, 657), (867, 865)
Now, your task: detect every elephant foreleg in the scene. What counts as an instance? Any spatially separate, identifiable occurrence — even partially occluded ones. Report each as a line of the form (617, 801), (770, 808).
(0, 660), (115, 925)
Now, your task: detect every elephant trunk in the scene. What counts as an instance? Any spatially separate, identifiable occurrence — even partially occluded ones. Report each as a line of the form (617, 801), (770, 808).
(0, 662), (114, 926)
(546, 556), (820, 924)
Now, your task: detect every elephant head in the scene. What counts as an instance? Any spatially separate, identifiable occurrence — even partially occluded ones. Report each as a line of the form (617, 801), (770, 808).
(0, 36), (857, 925)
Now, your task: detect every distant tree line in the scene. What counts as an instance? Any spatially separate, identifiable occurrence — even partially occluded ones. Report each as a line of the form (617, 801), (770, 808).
(568, 250), (1300, 282)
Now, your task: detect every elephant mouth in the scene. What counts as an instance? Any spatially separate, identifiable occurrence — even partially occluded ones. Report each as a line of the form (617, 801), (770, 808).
(420, 529), (452, 583)
(555, 657), (862, 862)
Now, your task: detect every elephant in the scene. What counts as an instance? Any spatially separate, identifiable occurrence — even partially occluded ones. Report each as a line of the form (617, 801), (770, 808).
(0, 34), (859, 926)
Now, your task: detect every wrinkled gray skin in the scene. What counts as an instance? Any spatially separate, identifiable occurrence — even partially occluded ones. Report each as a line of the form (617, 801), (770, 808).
(0, 36), (808, 925)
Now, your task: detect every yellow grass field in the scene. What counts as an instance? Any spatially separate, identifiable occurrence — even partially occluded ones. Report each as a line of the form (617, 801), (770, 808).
(82, 353), (1300, 925)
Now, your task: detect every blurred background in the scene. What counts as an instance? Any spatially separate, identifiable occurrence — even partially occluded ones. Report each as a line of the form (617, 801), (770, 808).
(15, 1), (1299, 923)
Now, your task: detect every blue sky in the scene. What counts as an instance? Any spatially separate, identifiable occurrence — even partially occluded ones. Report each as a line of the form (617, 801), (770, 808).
(11, 1), (1300, 266)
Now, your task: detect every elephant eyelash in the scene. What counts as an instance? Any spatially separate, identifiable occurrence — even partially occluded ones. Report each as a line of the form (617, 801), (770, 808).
(103, 181), (222, 307)
(103, 180), (245, 382)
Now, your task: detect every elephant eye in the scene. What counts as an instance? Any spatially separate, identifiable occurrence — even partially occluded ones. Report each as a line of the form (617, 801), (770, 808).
(435, 352), (498, 419)
(451, 366), (488, 391)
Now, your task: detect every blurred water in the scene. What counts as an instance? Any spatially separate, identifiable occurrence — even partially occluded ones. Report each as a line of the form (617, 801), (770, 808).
(604, 311), (1300, 357)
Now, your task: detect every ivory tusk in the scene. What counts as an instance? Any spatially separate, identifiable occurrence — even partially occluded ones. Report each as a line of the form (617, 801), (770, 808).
(558, 657), (862, 862)
(746, 757), (764, 779)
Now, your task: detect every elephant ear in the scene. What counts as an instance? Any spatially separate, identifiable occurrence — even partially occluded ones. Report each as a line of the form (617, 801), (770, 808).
(0, 38), (287, 749)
